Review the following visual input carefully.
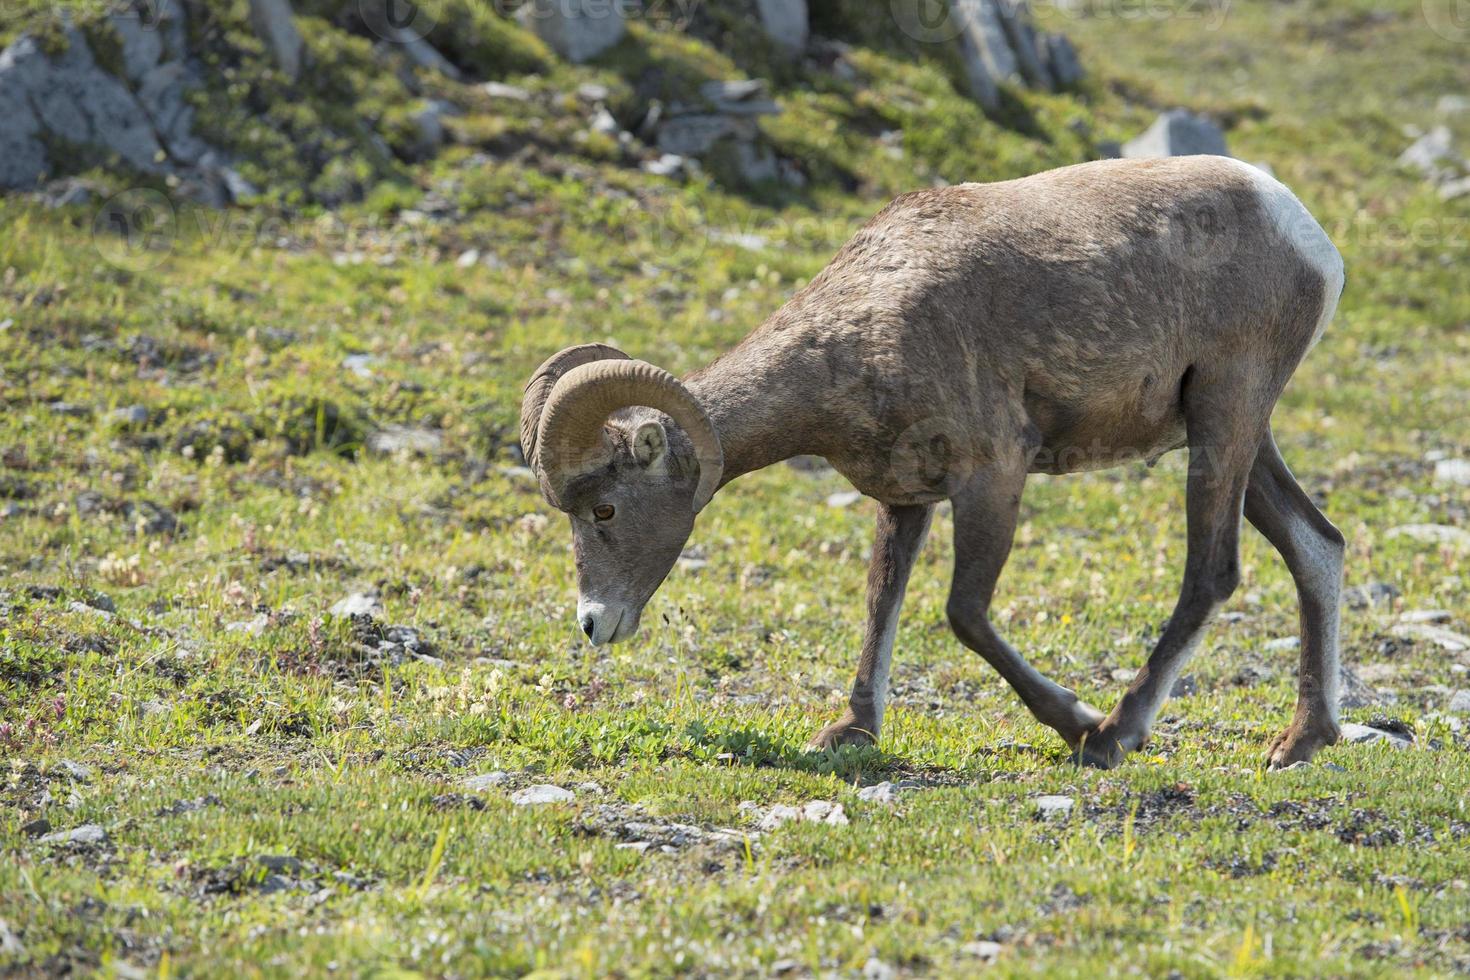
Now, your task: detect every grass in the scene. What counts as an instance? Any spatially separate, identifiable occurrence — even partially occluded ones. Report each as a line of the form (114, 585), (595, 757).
(2, 0), (1469, 975)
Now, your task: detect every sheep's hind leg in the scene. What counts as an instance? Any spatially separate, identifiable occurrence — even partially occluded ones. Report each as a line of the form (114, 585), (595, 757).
(809, 502), (934, 750)
(1245, 431), (1345, 768)
(946, 455), (1105, 749)
(1076, 362), (1266, 769)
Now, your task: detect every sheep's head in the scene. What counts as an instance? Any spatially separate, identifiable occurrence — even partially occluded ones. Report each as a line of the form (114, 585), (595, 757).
(521, 345), (723, 646)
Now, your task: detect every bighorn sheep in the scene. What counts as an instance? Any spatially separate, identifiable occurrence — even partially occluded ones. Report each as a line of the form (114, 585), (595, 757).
(521, 156), (1346, 769)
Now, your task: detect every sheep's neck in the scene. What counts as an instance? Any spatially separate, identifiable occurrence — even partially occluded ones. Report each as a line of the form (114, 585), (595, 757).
(685, 332), (832, 488)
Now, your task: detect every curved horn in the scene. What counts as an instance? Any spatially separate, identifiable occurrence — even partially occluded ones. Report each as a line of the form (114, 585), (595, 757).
(536, 359), (724, 513)
(520, 344), (629, 476)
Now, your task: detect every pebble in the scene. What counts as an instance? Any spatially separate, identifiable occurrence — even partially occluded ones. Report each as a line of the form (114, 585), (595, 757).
(330, 592), (383, 618)
(1398, 609), (1453, 624)
(1340, 723), (1413, 750)
(0, 917), (23, 957)
(1388, 524), (1470, 548)
(38, 823), (108, 845)
(1391, 623), (1470, 653)
(1345, 582), (1399, 609)
(827, 490), (863, 508)
(57, 760), (93, 782)
(755, 800), (848, 830)
(1433, 459), (1470, 487)
(1035, 795), (1074, 818)
(1448, 690), (1470, 714)
(460, 771), (511, 792)
(856, 782), (897, 804)
(862, 957), (896, 980)
(225, 614), (269, 636)
(961, 940), (1003, 960)
(1264, 636), (1300, 652)
(511, 785), (575, 806)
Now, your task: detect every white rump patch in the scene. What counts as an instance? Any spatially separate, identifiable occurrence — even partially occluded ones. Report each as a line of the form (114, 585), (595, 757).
(1232, 160), (1345, 347)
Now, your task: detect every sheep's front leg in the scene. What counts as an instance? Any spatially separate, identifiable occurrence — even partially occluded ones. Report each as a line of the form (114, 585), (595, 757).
(809, 502), (933, 750)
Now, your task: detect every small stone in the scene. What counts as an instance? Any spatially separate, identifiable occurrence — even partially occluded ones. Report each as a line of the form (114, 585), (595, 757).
(1035, 795), (1074, 818)
(456, 249), (480, 269)
(67, 600), (113, 620)
(483, 81), (531, 101)
(1388, 524), (1470, 549)
(511, 784), (575, 806)
(1273, 761), (1311, 772)
(1398, 609), (1453, 624)
(258, 854), (302, 874)
(0, 917), (23, 957)
(1170, 674), (1198, 697)
(863, 957), (896, 980)
(366, 426), (443, 457)
(38, 823), (108, 845)
(615, 841), (652, 852)
(460, 771), (511, 791)
(1345, 582), (1399, 610)
(110, 405), (149, 426)
(225, 614), (269, 636)
(58, 760), (93, 782)
(856, 782), (897, 804)
(1340, 722), (1412, 750)
(758, 803), (802, 830)
(1391, 623), (1470, 653)
(1123, 109), (1228, 158)
(827, 490), (863, 508)
(1264, 636), (1300, 652)
(802, 800), (848, 826)
(21, 817), (51, 837)
(642, 153), (685, 177)
(1448, 690), (1470, 714)
(961, 940), (1003, 960)
(590, 106), (619, 136)
(330, 592), (383, 618)
(1434, 459), (1470, 486)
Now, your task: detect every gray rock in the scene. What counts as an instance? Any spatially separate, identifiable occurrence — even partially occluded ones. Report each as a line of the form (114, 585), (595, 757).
(856, 782), (898, 804)
(110, 10), (164, 83)
(483, 81), (531, 102)
(1043, 33), (1083, 88)
(1340, 722), (1412, 750)
(366, 426), (443, 456)
(110, 404), (150, 426)
(698, 79), (781, 116)
(0, 917), (23, 957)
(755, 0), (808, 53)
(1439, 176), (1470, 201)
(1398, 126), (1462, 183)
(58, 759), (93, 782)
(590, 106), (619, 136)
(1339, 664), (1392, 710)
(68, 600), (114, 620)
(258, 854), (303, 874)
(951, 0), (1010, 111)
(517, 0), (625, 64)
(1035, 794), (1074, 818)
(511, 784), (575, 805)
(863, 958), (897, 980)
(39, 823), (108, 845)
(827, 490), (863, 508)
(1264, 636), (1300, 652)
(225, 614), (269, 636)
(961, 940), (1003, 960)
(1399, 609), (1453, 624)
(1345, 582), (1399, 610)
(460, 771), (511, 791)
(642, 153), (686, 177)
(996, 1), (1051, 91)
(248, 0), (304, 81)
(1388, 524), (1470, 549)
(657, 114), (738, 157)
(1392, 623), (1470, 653)
(1447, 690), (1470, 714)
(330, 592), (383, 618)
(1433, 458), (1470, 486)
(1123, 109), (1228, 158)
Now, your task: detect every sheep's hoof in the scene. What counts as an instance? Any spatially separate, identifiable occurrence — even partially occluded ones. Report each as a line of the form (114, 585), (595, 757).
(808, 712), (877, 751)
(1265, 720), (1340, 770)
(1071, 721), (1139, 770)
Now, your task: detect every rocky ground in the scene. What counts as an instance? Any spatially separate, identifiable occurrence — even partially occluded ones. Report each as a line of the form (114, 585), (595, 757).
(1, 0), (1469, 976)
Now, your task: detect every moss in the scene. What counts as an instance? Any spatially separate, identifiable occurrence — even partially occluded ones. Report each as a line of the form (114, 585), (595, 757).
(79, 18), (124, 79)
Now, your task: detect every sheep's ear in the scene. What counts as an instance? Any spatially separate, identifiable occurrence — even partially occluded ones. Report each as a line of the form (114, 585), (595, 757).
(632, 421), (668, 470)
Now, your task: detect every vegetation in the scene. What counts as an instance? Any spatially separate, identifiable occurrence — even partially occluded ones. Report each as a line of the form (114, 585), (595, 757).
(1, 0), (1467, 975)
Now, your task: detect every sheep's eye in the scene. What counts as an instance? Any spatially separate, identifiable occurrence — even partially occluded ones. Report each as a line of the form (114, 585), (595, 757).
(592, 504), (616, 522)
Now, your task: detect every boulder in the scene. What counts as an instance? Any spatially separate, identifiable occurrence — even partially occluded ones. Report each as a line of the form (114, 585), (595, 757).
(953, 0), (1018, 112)
(248, 0), (304, 81)
(996, 1), (1051, 91)
(1122, 109), (1228, 158)
(1042, 33), (1083, 88)
(755, 0), (809, 54)
(517, 0), (624, 64)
